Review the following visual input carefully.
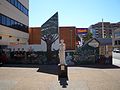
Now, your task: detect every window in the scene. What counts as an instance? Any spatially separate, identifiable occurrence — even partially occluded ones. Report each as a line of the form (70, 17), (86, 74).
(2, 15), (7, 25)
(20, 5), (23, 12)
(25, 26), (28, 33)
(11, 0), (15, 5)
(6, 0), (29, 16)
(19, 23), (23, 30)
(17, 22), (22, 30)
(118, 40), (120, 45)
(14, 21), (17, 29)
(0, 13), (28, 33)
(10, 19), (15, 28)
(22, 7), (25, 14)
(14, 0), (18, 7)
(6, 17), (11, 26)
(25, 9), (28, 16)
(17, 2), (21, 10)
(115, 41), (118, 45)
(0, 14), (2, 24)
(21, 25), (25, 31)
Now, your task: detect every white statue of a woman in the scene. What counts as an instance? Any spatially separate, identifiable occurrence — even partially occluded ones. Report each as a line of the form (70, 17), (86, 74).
(59, 39), (66, 65)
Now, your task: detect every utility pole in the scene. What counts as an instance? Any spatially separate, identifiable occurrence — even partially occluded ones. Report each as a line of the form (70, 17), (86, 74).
(102, 19), (105, 38)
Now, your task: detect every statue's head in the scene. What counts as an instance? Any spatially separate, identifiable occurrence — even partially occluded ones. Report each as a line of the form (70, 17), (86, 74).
(60, 39), (64, 43)
(67, 52), (70, 56)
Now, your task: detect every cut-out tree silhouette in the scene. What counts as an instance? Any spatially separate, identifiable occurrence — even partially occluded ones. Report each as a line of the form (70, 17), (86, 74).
(41, 12), (59, 62)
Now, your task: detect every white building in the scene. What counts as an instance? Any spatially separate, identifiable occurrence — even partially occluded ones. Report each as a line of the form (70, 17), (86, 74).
(112, 28), (120, 49)
(0, 0), (29, 48)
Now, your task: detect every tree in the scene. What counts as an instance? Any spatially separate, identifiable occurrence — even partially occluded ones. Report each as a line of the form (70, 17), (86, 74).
(83, 31), (93, 42)
(41, 34), (58, 62)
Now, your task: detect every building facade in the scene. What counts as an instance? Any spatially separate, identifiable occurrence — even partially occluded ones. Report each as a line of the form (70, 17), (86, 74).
(0, 0), (29, 47)
(112, 28), (120, 49)
(89, 22), (120, 38)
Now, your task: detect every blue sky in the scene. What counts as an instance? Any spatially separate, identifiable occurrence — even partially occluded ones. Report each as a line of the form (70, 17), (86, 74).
(29, 0), (120, 28)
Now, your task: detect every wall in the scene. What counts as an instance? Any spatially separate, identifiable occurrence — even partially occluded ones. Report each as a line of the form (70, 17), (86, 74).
(0, 25), (29, 45)
(59, 27), (76, 50)
(99, 45), (112, 56)
(8, 44), (45, 51)
(29, 27), (41, 44)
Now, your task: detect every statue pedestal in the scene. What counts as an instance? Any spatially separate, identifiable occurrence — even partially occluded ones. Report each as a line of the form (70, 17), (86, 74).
(58, 64), (68, 80)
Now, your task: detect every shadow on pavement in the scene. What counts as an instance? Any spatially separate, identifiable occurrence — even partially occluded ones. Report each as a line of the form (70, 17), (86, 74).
(2, 64), (58, 75)
(37, 65), (58, 75)
(59, 78), (68, 88)
(69, 64), (120, 69)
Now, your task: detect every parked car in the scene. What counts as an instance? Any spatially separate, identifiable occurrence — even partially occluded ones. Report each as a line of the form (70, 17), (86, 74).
(113, 48), (120, 53)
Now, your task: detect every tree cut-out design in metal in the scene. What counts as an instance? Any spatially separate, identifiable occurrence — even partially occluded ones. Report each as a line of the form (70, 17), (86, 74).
(41, 12), (59, 62)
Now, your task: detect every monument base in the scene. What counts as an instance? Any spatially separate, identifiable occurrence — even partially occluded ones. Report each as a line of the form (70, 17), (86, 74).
(58, 64), (68, 80)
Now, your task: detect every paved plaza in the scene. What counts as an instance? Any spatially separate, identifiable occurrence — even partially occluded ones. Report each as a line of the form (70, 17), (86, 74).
(0, 65), (120, 90)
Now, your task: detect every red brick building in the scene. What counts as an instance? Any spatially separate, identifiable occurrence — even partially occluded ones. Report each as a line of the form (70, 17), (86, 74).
(59, 27), (76, 50)
(29, 27), (87, 50)
(29, 27), (41, 44)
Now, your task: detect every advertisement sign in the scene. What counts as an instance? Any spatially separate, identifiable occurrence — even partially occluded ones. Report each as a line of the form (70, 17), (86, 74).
(76, 28), (88, 35)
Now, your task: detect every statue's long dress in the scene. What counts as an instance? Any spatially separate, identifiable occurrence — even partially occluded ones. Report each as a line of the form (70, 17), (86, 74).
(59, 43), (65, 64)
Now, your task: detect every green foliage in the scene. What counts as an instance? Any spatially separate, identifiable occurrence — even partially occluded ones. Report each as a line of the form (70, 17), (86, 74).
(83, 31), (93, 42)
